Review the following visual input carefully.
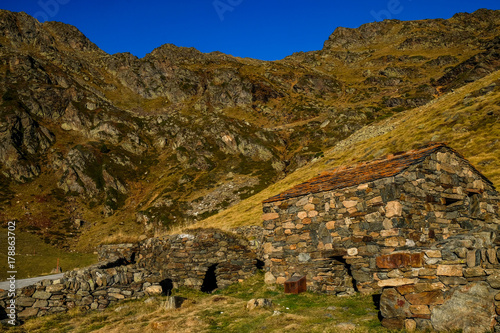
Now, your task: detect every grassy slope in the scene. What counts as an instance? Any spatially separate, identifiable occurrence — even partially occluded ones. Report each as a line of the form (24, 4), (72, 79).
(2, 52), (499, 333)
(0, 229), (97, 280)
(187, 70), (500, 232)
(3, 64), (498, 279)
(5, 271), (386, 333)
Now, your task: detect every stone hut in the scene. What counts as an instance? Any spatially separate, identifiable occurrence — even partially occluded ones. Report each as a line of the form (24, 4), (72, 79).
(133, 228), (259, 292)
(261, 143), (500, 295)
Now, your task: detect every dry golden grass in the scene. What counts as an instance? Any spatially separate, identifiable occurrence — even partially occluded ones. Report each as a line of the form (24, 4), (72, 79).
(98, 231), (144, 245)
(8, 272), (386, 333)
(183, 70), (500, 232)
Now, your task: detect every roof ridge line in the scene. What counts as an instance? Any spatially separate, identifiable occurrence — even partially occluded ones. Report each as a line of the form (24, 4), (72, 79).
(320, 142), (447, 177)
(262, 142), (463, 204)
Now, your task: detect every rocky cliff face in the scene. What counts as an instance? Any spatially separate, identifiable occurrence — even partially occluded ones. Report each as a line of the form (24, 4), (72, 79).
(0, 9), (499, 248)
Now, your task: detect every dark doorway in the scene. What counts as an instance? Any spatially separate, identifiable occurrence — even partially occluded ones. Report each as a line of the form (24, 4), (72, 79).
(372, 293), (381, 310)
(331, 256), (358, 292)
(129, 252), (136, 264)
(256, 259), (265, 270)
(201, 264), (218, 293)
(372, 293), (383, 320)
(160, 278), (173, 296)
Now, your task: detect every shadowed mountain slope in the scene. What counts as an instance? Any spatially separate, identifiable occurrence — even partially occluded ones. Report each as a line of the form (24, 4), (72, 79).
(0, 8), (499, 250)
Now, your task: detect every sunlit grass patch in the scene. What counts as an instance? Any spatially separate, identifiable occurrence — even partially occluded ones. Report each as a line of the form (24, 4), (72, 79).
(0, 229), (98, 280)
(3, 269), (392, 333)
(187, 70), (500, 233)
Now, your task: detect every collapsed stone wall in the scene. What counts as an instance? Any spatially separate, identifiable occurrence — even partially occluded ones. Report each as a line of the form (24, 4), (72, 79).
(0, 260), (161, 321)
(261, 148), (500, 294)
(376, 232), (500, 332)
(1, 228), (259, 322)
(135, 228), (258, 290)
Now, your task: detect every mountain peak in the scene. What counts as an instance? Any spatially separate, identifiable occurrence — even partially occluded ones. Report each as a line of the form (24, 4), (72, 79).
(0, 9), (103, 55)
(43, 21), (102, 53)
(323, 8), (500, 52)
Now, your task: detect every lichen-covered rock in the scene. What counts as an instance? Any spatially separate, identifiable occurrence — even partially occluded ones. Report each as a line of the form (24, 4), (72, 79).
(380, 288), (411, 319)
(430, 282), (496, 333)
(246, 298), (272, 310)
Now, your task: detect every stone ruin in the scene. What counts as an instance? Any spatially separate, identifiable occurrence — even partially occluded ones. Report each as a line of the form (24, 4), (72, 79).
(261, 142), (500, 331)
(0, 229), (259, 321)
(2, 143), (500, 332)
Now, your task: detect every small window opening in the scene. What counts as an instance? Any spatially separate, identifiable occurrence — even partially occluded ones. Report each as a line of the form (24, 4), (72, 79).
(201, 264), (218, 293)
(443, 197), (461, 206)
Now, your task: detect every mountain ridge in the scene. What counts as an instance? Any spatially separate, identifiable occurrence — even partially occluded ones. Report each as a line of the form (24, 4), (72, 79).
(0, 8), (499, 252)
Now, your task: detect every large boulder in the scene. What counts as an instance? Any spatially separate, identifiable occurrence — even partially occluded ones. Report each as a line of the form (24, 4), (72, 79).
(430, 282), (496, 333)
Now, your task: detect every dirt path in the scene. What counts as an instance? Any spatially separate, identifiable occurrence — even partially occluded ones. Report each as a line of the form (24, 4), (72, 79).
(0, 273), (64, 290)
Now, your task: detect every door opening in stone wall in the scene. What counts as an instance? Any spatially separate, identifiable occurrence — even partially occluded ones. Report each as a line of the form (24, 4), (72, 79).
(201, 264), (218, 293)
(160, 278), (173, 296)
(330, 256), (358, 292)
(99, 257), (129, 269)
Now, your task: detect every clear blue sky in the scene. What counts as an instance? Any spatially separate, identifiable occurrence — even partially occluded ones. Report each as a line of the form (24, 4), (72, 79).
(1, 0), (499, 60)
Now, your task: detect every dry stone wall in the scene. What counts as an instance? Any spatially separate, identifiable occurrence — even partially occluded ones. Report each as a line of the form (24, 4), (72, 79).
(135, 228), (258, 290)
(1, 228), (259, 322)
(97, 243), (140, 263)
(376, 233), (500, 332)
(0, 260), (161, 321)
(262, 148), (500, 295)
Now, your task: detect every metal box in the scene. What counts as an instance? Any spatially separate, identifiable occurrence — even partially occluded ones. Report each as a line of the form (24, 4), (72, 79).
(284, 275), (306, 294)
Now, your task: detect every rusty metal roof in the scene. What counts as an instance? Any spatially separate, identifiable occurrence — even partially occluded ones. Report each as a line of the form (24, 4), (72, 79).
(263, 143), (491, 203)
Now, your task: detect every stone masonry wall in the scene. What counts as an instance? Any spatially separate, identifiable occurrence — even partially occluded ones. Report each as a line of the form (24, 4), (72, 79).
(97, 243), (140, 262)
(136, 228), (258, 290)
(376, 232), (500, 332)
(262, 148), (500, 295)
(0, 259), (162, 321)
(1, 228), (259, 322)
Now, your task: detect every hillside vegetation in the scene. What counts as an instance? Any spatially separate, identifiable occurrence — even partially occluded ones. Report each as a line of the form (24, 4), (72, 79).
(191, 69), (500, 231)
(0, 8), (498, 256)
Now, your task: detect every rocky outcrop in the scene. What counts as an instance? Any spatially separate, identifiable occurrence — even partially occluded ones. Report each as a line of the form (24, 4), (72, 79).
(323, 9), (500, 51)
(1, 8), (500, 245)
(0, 107), (54, 182)
(436, 36), (500, 92)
